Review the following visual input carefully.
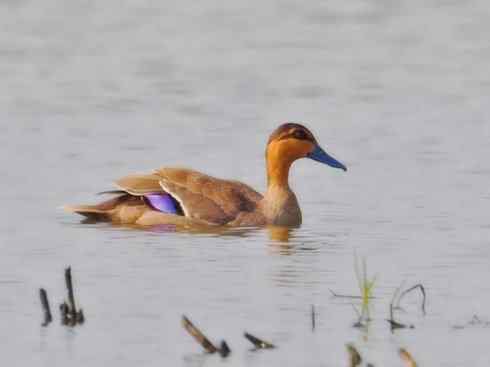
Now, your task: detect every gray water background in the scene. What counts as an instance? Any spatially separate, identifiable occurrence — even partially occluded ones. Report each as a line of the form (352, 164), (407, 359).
(1, 0), (490, 366)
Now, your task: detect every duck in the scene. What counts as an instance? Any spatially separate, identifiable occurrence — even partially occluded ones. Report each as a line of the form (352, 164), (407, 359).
(65, 123), (346, 228)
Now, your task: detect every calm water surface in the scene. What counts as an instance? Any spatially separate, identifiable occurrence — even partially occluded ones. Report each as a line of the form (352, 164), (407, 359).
(1, 1), (490, 366)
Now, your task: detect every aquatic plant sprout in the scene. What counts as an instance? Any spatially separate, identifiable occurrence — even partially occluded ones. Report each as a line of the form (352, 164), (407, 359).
(354, 253), (377, 323)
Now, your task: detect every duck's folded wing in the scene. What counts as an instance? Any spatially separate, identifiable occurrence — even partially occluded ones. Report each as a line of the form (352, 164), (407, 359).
(115, 174), (164, 195)
(155, 168), (263, 225)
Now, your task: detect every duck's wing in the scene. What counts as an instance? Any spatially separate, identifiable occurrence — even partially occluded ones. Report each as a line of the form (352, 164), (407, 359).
(114, 168), (262, 225)
(114, 173), (163, 195)
(156, 168), (263, 225)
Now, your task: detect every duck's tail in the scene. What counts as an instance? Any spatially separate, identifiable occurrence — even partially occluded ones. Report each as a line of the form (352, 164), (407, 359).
(64, 193), (133, 222)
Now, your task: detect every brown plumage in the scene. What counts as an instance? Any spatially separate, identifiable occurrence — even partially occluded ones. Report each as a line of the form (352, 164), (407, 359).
(65, 123), (346, 228)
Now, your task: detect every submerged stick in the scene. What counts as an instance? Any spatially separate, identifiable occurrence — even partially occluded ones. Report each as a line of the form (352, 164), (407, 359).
(329, 289), (376, 299)
(77, 309), (85, 324)
(218, 341), (231, 357)
(243, 332), (275, 349)
(387, 283), (415, 331)
(60, 302), (69, 325)
(65, 267), (77, 317)
(387, 300), (407, 331)
(387, 304), (414, 331)
(311, 304), (316, 331)
(346, 344), (362, 367)
(351, 304), (369, 329)
(399, 348), (417, 367)
(387, 317), (409, 331)
(329, 289), (362, 299)
(396, 284), (426, 315)
(60, 267), (85, 326)
(39, 288), (52, 326)
(181, 315), (218, 353)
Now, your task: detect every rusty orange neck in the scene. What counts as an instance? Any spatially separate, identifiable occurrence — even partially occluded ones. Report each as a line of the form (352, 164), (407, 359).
(266, 145), (294, 189)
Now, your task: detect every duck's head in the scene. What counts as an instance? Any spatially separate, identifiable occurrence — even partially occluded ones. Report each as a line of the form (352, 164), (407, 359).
(266, 122), (347, 173)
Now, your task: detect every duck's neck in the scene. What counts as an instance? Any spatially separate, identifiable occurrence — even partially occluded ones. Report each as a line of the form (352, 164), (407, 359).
(266, 150), (292, 189)
(262, 152), (302, 226)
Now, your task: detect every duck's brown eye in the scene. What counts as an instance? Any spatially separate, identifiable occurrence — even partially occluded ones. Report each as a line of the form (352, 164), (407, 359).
(293, 129), (307, 140)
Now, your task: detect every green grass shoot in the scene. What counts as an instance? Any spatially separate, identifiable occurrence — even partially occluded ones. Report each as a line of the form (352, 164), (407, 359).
(354, 252), (377, 322)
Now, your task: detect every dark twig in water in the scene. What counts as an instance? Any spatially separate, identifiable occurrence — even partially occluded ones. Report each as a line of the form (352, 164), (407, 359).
(311, 304), (316, 331)
(181, 315), (218, 354)
(399, 348), (418, 367)
(396, 284), (426, 315)
(218, 341), (231, 357)
(330, 289), (373, 299)
(331, 287), (376, 326)
(452, 314), (490, 329)
(351, 304), (368, 329)
(60, 267), (85, 326)
(60, 302), (69, 325)
(65, 267), (77, 317)
(39, 288), (52, 327)
(387, 283), (415, 332)
(391, 282), (405, 309)
(346, 343), (362, 367)
(352, 320), (367, 329)
(243, 332), (275, 349)
(387, 298), (408, 331)
(387, 317), (409, 331)
(388, 298), (406, 330)
(77, 309), (85, 323)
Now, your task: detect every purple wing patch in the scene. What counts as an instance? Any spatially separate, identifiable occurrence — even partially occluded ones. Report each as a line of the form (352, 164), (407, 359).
(145, 193), (179, 214)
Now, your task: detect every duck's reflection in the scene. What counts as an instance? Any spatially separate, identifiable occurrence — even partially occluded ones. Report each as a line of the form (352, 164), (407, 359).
(266, 225), (295, 255)
(83, 221), (317, 257)
(267, 225), (293, 242)
(97, 222), (296, 241)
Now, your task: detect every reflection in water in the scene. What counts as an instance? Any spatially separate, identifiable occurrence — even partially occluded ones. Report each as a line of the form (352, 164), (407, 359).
(267, 226), (295, 255)
(151, 225), (267, 241)
(267, 225), (293, 242)
(267, 243), (294, 256)
(77, 219), (298, 246)
(73, 219), (301, 250)
(83, 220), (264, 238)
(80, 219), (297, 242)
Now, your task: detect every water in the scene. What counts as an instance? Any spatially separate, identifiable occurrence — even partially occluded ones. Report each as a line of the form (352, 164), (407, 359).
(2, 0), (490, 366)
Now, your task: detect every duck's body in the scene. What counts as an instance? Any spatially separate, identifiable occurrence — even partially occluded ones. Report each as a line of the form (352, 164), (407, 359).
(65, 123), (346, 228)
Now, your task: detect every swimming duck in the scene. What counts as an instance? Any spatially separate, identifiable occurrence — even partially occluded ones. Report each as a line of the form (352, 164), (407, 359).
(65, 123), (346, 227)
